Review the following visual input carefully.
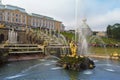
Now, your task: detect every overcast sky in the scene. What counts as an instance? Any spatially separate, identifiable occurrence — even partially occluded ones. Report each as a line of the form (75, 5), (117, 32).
(2, 0), (120, 31)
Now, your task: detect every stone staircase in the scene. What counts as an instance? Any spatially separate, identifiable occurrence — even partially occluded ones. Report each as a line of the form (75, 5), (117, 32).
(28, 29), (63, 46)
(4, 44), (44, 54)
(39, 31), (63, 45)
(0, 29), (68, 62)
(1, 29), (63, 55)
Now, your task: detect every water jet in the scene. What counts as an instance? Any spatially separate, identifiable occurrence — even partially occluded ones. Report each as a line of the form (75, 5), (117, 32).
(57, 19), (95, 71)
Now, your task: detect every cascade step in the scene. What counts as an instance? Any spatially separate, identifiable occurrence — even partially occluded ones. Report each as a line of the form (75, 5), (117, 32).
(4, 43), (44, 54)
(4, 44), (38, 47)
(9, 51), (44, 54)
(5, 47), (39, 49)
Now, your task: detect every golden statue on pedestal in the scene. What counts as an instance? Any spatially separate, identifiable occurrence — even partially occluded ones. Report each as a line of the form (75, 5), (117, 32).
(69, 41), (77, 57)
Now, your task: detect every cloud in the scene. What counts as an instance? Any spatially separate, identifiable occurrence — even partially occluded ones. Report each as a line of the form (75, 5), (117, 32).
(87, 8), (120, 31)
(66, 7), (120, 31)
(3, 0), (76, 26)
(3, 0), (120, 31)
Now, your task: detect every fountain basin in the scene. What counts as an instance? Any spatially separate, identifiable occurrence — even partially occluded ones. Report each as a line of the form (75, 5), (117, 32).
(57, 55), (95, 71)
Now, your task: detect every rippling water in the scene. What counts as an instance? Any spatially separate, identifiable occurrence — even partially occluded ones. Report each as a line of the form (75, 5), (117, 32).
(0, 58), (120, 80)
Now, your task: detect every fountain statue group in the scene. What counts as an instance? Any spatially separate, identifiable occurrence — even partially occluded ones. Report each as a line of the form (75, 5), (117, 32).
(69, 41), (77, 57)
(57, 19), (95, 71)
(58, 40), (95, 71)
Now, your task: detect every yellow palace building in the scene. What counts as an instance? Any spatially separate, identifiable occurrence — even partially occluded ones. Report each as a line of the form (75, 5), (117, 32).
(0, 0), (65, 32)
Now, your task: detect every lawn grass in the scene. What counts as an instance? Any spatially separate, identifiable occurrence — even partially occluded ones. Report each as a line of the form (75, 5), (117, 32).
(89, 47), (120, 56)
(100, 37), (120, 44)
(61, 31), (120, 44)
(61, 32), (75, 41)
(61, 32), (120, 56)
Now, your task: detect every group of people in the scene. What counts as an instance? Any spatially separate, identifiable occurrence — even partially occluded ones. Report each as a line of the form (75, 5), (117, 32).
(90, 43), (120, 48)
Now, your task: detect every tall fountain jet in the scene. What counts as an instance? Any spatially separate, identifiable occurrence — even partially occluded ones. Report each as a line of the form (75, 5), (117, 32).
(76, 18), (92, 55)
(8, 28), (18, 44)
(0, 0), (2, 4)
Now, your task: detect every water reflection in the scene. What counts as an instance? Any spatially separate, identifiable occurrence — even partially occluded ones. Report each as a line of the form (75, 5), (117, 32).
(0, 59), (120, 80)
(65, 70), (79, 80)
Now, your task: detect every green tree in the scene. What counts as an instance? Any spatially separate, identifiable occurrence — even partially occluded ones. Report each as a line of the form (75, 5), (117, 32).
(106, 23), (120, 40)
(106, 25), (112, 38)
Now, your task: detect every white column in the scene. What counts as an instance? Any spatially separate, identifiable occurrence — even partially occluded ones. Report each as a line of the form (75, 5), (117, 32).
(32, 18), (34, 26)
(8, 29), (10, 42)
(44, 20), (46, 28)
(50, 21), (52, 30)
(47, 20), (49, 29)
(39, 19), (40, 27)
(41, 19), (43, 27)
(31, 18), (33, 26)
(43, 20), (45, 27)
(15, 32), (17, 43)
(49, 22), (51, 36)
(21, 15), (22, 24)
(5, 12), (7, 21)
(52, 21), (55, 30)
(10, 12), (12, 23)
(24, 16), (27, 25)
(9, 30), (12, 43)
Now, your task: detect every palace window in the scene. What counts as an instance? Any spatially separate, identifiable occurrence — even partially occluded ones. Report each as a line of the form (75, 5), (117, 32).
(16, 18), (18, 22)
(7, 12), (10, 16)
(16, 14), (18, 17)
(13, 13), (14, 16)
(19, 19), (21, 23)
(12, 18), (14, 22)
(7, 17), (10, 21)
(23, 19), (25, 23)
(0, 16), (2, 21)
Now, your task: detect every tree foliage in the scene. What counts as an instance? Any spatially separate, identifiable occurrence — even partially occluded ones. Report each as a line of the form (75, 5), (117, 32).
(106, 23), (120, 40)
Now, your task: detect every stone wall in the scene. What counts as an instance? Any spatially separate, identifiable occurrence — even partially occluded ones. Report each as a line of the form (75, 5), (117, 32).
(0, 28), (44, 44)
(0, 28), (8, 43)
(0, 28), (28, 44)
(0, 48), (9, 64)
(17, 31), (28, 44)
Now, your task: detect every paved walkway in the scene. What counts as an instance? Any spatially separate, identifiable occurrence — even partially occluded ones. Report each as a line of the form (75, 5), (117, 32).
(87, 54), (110, 59)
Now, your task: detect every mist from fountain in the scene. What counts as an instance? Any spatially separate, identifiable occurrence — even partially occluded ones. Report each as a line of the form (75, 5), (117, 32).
(53, 33), (69, 55)
(59, 34), (69, 55)
(76, 18), (92, 56)
(89, 35), (115, 72)
(89, 36), (108, 58)
(8, 28), (17, 44)
(59, 34), (68, 46)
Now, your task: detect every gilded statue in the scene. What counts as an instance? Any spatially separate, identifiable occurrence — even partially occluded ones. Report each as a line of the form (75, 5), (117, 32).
(69, 41), (77, 57)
